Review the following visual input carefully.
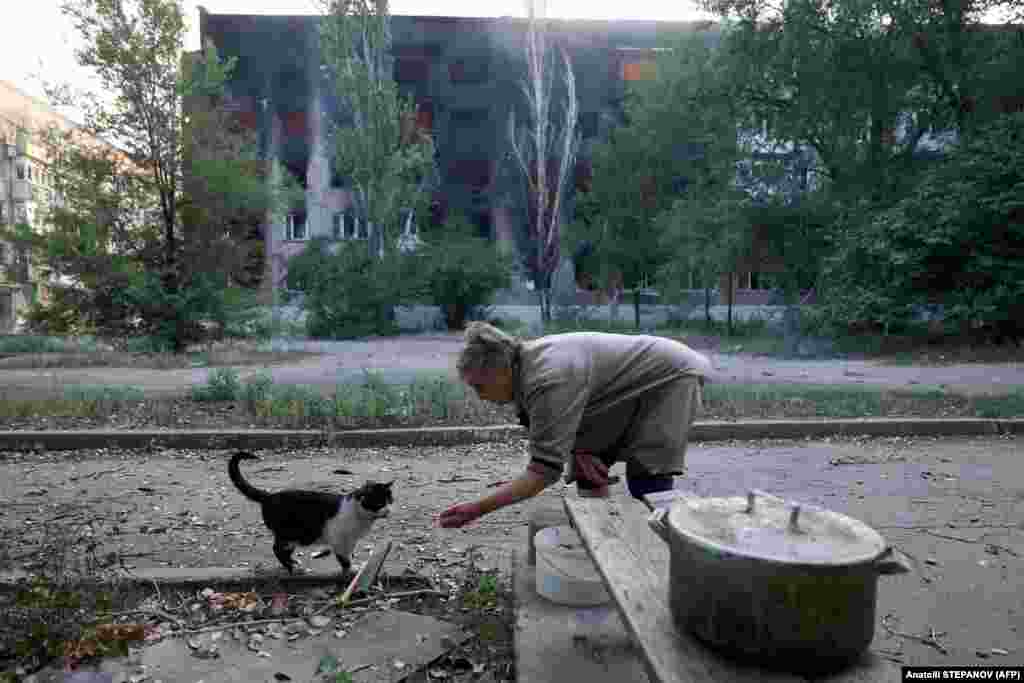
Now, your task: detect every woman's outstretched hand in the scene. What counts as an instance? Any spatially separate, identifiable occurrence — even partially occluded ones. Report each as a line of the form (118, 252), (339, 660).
(438, 501), (484, 529)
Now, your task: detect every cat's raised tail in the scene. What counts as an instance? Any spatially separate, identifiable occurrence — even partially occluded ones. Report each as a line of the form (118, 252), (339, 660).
(228, 451), (270, 503)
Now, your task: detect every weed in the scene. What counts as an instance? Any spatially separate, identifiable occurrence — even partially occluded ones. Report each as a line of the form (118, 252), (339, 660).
(0, 336), (99, 354)
(62, 385), (145, 404)
(1, 508), (128, 677)
(191, 368), (243, 402)
(242, 371), (275, 405)
(972, 390), (1024, 418)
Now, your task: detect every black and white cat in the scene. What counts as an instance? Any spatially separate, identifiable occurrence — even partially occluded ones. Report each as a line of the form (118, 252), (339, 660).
(228, 451), (393, 576)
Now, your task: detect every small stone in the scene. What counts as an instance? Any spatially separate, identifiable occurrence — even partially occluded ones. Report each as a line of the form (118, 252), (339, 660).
(308, 615), (332, 629)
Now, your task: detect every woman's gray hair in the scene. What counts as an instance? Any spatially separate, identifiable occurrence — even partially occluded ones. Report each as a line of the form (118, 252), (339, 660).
(456, 321), (522, 375)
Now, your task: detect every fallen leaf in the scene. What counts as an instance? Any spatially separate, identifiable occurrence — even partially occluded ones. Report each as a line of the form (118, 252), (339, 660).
(308, 615), (332, 629)
(271, 593), (289, 615)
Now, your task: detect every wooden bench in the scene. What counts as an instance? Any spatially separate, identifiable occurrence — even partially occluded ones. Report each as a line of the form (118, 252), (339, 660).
(564, 490), (901, 683)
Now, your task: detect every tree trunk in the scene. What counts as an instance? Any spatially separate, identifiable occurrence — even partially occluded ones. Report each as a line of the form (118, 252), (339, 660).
(633, 288), (641, 330)
(704, 284), (712, 329)
(538, 287), (552, 324)
(727, 271), (735, 337)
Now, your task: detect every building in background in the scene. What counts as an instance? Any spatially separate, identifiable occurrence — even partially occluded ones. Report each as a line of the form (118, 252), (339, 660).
(0, 80), (71, 332)
(197, 9), (704, 301)
(0, 79), (139, 332)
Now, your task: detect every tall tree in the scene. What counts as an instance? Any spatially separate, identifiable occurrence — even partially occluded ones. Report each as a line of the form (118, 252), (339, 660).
(31, 0), (296, 349)
(570, 30), (740, 328)
(508, 0), (579, 323)
(700, 0), (1024, 199)
(318, 0), (436, 261)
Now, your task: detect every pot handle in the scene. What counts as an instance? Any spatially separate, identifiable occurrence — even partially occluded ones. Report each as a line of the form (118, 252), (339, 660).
(874, 547), (912, 576)
(647, 508), (671, 544)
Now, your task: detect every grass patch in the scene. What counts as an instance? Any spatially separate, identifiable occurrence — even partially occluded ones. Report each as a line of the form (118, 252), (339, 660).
(0, 385), (147, 421)
(3, 375), (1022, 428)
(971, 390), (1024, 418)
(0, 336), (100, 355)
(703, 382), (974, 420)
(190, 368), (476, 425)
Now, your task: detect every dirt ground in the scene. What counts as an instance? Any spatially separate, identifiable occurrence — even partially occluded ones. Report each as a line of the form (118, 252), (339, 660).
(1, 434), (1021, 669)
(1, 333), (1023, 400)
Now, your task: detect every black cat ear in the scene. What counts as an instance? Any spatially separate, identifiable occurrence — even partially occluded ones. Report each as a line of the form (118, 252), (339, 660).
(384, 481), (394, 488)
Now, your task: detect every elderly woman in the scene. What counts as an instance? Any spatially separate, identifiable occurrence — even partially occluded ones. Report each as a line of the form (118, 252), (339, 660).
(438, 321), (711, 529)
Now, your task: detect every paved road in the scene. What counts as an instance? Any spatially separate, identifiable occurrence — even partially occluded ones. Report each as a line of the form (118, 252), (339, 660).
(1, 334), (1022, 398)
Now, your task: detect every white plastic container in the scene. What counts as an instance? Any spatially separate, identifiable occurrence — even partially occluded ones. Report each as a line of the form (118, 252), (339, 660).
(534, 525), (611, 606)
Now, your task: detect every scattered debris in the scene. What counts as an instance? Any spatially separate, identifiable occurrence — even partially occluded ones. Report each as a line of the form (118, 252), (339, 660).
(881, 615), (949, 655)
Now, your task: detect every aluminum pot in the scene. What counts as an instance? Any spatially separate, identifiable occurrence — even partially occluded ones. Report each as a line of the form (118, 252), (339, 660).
(648, 490), (910, 675)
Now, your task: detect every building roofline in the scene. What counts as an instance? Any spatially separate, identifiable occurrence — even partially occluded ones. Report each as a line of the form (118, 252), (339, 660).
(200, 11), (718, 28)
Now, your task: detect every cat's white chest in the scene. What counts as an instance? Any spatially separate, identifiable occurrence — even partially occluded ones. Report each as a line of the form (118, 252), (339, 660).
(321, 498), (378, 557)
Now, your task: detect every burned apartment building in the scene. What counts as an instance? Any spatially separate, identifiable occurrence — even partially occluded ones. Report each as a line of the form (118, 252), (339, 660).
(197, 8), (712, 295)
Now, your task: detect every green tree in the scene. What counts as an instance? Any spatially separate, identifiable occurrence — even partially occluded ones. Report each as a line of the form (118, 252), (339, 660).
(570, 30), (740, 328)
(820, 112), (1024, 338)
(318, 0), (436, 261)
(29, 0), (297, 350)
(658, 190), (751, 333)
(410, 213), (515, 330)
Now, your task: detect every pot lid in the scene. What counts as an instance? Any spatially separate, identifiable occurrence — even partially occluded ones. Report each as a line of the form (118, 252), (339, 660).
(667, 490), (887, 565)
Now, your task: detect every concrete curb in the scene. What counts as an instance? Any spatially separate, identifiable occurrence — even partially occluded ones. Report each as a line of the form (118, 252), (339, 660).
(0, 418), (1020, 452)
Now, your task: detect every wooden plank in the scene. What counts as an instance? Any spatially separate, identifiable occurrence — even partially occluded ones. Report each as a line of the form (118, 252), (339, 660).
(566, 496), (900, 683)
(340, 541), (393, 605)
(565, 496), (804, 683)
(642, 489), (697, 511)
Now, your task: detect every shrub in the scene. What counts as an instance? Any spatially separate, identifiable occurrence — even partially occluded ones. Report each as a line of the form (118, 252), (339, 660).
(408, 213), (515, 330)
(63, 384), (145, 403)
(0, 335), (72, 354)
(286, 238), (408, 339)
(191, 367), (242, 401)
(820, 112), (1024, 339)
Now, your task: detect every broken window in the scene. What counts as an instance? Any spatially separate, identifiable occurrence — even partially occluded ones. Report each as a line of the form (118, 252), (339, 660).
(449, 57), (490, 84)
(286, 212), (307, 240)
(449, 159), (492, 190)
(622, 61), (656, 81)
(283, 111), (308, 138)
(472, 210), (492, 239)
(395, 58), (430, 83)
(578, 112), (599, 139)
(449, 108), (489, 127)
(416, 100), (434, 131)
